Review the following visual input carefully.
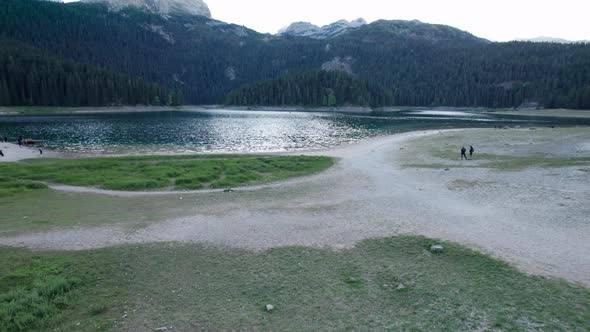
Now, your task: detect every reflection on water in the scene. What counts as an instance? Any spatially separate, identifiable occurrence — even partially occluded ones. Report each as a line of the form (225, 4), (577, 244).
(0, 109), (588, 154)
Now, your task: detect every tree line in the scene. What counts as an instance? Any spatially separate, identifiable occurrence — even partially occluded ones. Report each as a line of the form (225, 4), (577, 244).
(0, 41), (182, 107)
(1, 0), (590, 109)
(226, 70), (393, 107)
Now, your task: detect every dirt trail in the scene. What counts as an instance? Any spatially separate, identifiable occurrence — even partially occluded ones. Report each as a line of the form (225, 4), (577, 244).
(1, 129), (589, 286)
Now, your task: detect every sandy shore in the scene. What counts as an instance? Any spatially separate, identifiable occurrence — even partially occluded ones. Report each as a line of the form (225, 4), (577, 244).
(1, 128), (589, 287)
(485, 108), (590, 118)
(0, 142), (58, 162)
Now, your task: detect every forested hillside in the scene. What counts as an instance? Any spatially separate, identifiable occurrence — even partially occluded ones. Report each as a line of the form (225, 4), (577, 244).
(1, 0), (590, 108)
(226, 71), (393, 107)
(0, 40), (181, 106)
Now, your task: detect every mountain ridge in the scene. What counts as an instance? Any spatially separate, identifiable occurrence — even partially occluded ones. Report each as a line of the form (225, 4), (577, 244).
(79, 0), (211, 17)
(278, 18), (367, 39)
(515, 36), (589, 44)
(2, 0), (590, 109)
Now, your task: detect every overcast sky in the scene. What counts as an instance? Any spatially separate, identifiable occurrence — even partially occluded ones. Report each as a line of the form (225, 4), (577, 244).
(64, 0), (590, 41)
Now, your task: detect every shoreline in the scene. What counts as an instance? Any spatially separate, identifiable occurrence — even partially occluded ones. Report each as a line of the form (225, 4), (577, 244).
(483, 108), (590, 118)
(0, 142), (57, 162)
(0, 105), (378, 115)
(1, 127), (589, 286)
(3, 123), (588, 162)
(2, 105), (589, 117)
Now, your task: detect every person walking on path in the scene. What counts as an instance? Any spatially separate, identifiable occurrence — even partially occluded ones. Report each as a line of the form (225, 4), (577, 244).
(0, 150), (3, 157)
(461, 146), (468, 160)
(469, 145), (475, 158)
(17, 135), (22, 147)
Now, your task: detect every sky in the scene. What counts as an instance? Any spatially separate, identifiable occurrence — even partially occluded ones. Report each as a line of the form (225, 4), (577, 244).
(63, 0), (590, 41)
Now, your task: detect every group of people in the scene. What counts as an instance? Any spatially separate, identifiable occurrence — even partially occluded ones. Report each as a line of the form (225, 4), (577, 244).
(0, 136), (7, 157)
(0, 135), (8, 157)
(0, 135), (43, 158)
(460, 145), (475, 160)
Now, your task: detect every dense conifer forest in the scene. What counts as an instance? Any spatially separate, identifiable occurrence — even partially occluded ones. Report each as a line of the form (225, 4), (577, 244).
(0, 41), (182, 106)
(226, 71), (393, 107)
(1, 0), (590, 108)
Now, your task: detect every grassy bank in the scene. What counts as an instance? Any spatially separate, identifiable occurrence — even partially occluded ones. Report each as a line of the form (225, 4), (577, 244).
(0, 190), (198, 235)
(0, 154), (334, 195)
(399, 127), (590, 170)
(1, 236), (588, 331)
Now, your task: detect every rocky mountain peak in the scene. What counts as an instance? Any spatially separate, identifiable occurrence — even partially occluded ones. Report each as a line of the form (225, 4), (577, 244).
(278, 18), (367, 39)
(80, 0), (211, 18)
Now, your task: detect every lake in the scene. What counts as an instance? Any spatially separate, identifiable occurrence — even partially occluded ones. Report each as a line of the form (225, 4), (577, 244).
(0, 109), (588, 154)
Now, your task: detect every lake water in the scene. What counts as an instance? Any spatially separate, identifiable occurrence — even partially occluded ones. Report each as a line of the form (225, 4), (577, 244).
(0, 109), (588, 154)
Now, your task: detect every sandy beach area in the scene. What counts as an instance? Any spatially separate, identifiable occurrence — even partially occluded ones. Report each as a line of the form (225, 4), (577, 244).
(0, 142), (58, 162)
(1, 127), (589, 286)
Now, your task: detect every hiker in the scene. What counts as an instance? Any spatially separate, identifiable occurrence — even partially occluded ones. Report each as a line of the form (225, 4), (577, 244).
(469, 145), (475, 158)
(2, 136), (7, 143)
(461, 146), (467, 160)
(0, 150), (3, 157)
(39, 148), (43, 155)
(17, 135), (23, 147)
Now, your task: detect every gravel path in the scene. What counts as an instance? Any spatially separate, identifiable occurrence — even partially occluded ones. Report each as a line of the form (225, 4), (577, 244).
(2, 129), (589, 286)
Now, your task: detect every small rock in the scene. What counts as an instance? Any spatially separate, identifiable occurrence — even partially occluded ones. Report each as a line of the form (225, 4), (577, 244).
(396, 284), (406, 290)
(265, 304), (274, 312)
(444, 168), (450, 171)
(179, 197), (183, 200)
(430, 245), (445, 253)
(224, 188), (234, 193)
(155, 327), (168, 331)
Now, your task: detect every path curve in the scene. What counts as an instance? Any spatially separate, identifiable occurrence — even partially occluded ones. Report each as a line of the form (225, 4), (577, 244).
(1, 129), (589, 287)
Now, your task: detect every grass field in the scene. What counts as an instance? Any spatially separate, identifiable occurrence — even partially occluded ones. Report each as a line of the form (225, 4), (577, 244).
(0, 190), (197, 235)
(399, 127), (590, 171)
(0, 155), (334, 196)
(0, 236), (588, 331)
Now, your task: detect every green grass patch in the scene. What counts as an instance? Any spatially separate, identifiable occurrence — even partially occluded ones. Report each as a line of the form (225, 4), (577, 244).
(0, 155), (334, 194)
(1, 236), (588, 331)
(0, 177), (48, 198)
(0, 255), (81, 331)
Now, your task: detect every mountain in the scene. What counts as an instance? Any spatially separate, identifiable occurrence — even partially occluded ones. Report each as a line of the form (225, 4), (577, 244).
(279, 18), (367, 39)
(348, 20), (488, 44)
(1, 0), (590, 109)
(515, 37), (589, 44)
(80, 0), (211, 17)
